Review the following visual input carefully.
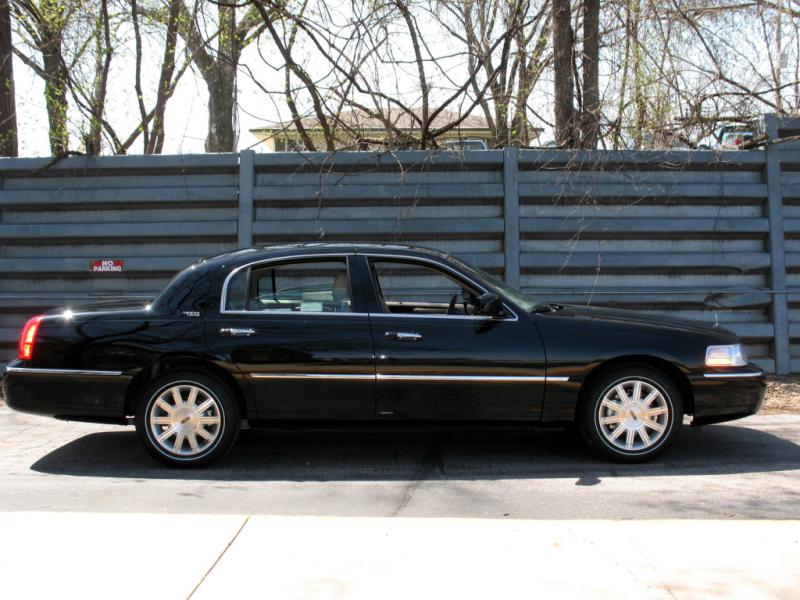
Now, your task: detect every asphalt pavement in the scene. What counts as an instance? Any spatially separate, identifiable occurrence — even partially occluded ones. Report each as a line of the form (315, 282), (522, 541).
(0, 406), (798, 518)
(2, 406), (799, 599)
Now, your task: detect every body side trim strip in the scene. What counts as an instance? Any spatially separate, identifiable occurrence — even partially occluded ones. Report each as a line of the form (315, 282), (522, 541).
(247, 372), (568, 383)
(5, 366), (124, 377)
(702, 371), (764, 379)
(249, 373), (375, 380)
(377, 374), (555, 382)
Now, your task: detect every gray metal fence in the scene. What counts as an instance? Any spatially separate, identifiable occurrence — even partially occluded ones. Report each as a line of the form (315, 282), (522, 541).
(2, 115), (800, 374)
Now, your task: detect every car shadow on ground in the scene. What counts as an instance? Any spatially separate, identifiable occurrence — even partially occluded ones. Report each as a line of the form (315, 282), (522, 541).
(30, 421), (800, 481)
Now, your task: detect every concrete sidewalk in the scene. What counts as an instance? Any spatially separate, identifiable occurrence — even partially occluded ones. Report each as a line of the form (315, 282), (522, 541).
(1, 513), (797, 599)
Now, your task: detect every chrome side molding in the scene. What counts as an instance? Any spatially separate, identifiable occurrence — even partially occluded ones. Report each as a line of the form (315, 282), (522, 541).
(249, 373), (375, 380)
(248, 372), (569, 383)
(702, 372), (763, 379)
(5, 366), (124, 376)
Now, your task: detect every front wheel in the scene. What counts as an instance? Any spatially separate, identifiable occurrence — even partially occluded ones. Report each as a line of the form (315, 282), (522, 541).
(135, 371), (240, 468)
(578, 367), (683, 463)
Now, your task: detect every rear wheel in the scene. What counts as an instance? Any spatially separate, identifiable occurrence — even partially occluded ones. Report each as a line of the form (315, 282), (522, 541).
(135, 371), (240, 468)
(578, 366), (682, 463)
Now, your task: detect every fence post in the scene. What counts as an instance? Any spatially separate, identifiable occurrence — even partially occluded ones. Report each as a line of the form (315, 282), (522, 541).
(503, 147), (520, 287)
(764, 114), (791, 375)
(238, 149), (255, 248)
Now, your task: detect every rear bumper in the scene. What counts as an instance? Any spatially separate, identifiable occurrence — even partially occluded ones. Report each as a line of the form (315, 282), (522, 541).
(3, 360), (132, 424)
(688, 367), (766, 426)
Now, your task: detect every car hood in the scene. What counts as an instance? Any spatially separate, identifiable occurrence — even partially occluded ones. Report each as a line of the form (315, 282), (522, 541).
(542, 304), (737, 339)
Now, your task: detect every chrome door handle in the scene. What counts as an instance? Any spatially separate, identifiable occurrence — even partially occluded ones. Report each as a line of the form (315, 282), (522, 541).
(385, 331), (423, 341)
(219, 327), (256, 337)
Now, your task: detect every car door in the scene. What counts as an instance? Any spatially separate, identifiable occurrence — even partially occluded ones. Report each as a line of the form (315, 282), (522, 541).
(206, 254), (376, 419)
(358, 254), (547, 420)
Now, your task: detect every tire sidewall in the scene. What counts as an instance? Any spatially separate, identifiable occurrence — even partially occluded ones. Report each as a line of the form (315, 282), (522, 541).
(136, 371), (240, 467)
(582, 368), (682, 462)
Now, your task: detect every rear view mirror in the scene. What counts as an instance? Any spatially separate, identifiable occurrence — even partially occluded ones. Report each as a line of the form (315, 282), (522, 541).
(476, 293), (505, 318)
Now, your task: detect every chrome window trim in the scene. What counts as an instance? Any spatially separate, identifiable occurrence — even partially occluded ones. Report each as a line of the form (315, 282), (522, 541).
(221, 310), (370, 318)
(247, 372), (567, 383)
(5, 366), (124, 376)
(370, 312), (491, 322)
(220, 253), (356, 316)
(702, 371), (763, 379)
(363, 253), (520, 322)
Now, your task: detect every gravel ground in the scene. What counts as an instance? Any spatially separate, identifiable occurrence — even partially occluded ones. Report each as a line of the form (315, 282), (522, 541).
(1, 377), (799, 414)
(763, 377), (800, 414)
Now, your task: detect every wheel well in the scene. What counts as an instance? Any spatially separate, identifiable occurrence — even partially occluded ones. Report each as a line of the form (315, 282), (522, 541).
(576, 355), (695, 416)
(124, 356), (249, 419)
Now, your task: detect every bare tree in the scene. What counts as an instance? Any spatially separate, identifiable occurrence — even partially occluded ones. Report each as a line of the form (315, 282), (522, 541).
(552, 0), (577, 146)
(174, 1), (263, 151)
(438, 0), (551, 148)
(0, 0), (16, 155)
(12, 0), (75, 154)
(580, 0), (599, 147)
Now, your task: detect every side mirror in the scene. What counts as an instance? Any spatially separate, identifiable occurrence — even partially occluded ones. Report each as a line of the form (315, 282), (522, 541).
(476, 293), (505, 318)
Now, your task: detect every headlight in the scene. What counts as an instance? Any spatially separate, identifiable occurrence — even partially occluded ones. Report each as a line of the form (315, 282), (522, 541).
(705, 344), (747, 367)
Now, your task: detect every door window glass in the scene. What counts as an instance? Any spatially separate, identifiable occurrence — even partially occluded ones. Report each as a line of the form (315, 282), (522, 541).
(225, 259), (352, 313)
(370, 260), (480, 316)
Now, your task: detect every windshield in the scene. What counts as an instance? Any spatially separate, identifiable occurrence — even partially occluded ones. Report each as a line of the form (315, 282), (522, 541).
(446, 255), (540, 312)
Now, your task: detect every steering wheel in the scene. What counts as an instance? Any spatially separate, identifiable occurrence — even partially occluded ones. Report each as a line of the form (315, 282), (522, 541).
(446, 294), (458, 315)
(462, 289), (477, 315)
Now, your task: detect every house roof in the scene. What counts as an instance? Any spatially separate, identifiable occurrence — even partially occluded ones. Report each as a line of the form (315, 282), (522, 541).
(251, 108), (493, 133)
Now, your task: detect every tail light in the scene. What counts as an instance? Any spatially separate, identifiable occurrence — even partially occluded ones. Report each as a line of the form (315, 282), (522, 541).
(18, 315), (44, 360)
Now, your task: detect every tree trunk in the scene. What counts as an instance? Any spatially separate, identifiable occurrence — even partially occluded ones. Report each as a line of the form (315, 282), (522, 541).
(205, 70), (237, 152)
(631, 0), (645, 149)
(0, 0), (16, 156)
(580, 0), (600, 148)
(87, 0), (111, 155)
(147, 0), (181, 154)
(41, 30), (69, 155)
(205, 4), (238, 152)
(552, 0), (577, 147)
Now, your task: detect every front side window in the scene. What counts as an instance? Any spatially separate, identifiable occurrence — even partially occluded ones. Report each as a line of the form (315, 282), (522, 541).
(225, 259), (352, 313)
(370, 260), (482, 316)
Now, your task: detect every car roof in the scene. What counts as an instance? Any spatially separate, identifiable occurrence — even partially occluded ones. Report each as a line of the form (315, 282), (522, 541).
(195, 243), (454, 271)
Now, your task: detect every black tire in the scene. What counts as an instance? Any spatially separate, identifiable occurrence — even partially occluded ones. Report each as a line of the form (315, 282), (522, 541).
(135, 370), (241, 468)
(578, 366), (682, 463)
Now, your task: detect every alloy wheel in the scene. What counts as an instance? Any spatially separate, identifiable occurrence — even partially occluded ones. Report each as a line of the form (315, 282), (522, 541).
(148, 383), (223, 456)
(596, 379), (670, 452)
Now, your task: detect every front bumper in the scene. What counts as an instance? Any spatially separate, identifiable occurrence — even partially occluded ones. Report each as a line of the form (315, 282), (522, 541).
(688, 366), (766, 426)
(3, 360), (131, 424)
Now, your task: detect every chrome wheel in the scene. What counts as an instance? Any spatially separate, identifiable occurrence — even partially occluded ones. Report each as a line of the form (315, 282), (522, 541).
(148, 383), (223, 456)
(596, 379), (670, 452)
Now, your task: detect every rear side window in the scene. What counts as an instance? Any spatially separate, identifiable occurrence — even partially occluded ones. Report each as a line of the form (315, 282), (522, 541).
(224, 259), (352, 313)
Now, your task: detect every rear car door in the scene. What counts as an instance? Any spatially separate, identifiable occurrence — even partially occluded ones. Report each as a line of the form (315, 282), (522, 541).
(358, 254), (547, 420)
(206, 254), (376, 419)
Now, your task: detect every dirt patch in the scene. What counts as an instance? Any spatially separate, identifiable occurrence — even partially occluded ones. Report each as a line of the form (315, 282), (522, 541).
(762, 377), (800, 415)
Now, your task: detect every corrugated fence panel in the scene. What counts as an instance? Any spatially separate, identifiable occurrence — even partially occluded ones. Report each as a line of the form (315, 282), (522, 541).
(1, 121), (798, 373)
(0, 154), (239, 358)
(778, 117), (800, 372)
(518, 149), (773, 372)
(252, 152), (506, 271)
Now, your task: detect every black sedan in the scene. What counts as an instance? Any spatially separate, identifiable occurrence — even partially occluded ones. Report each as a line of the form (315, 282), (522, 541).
(3, 244), (766, 467)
